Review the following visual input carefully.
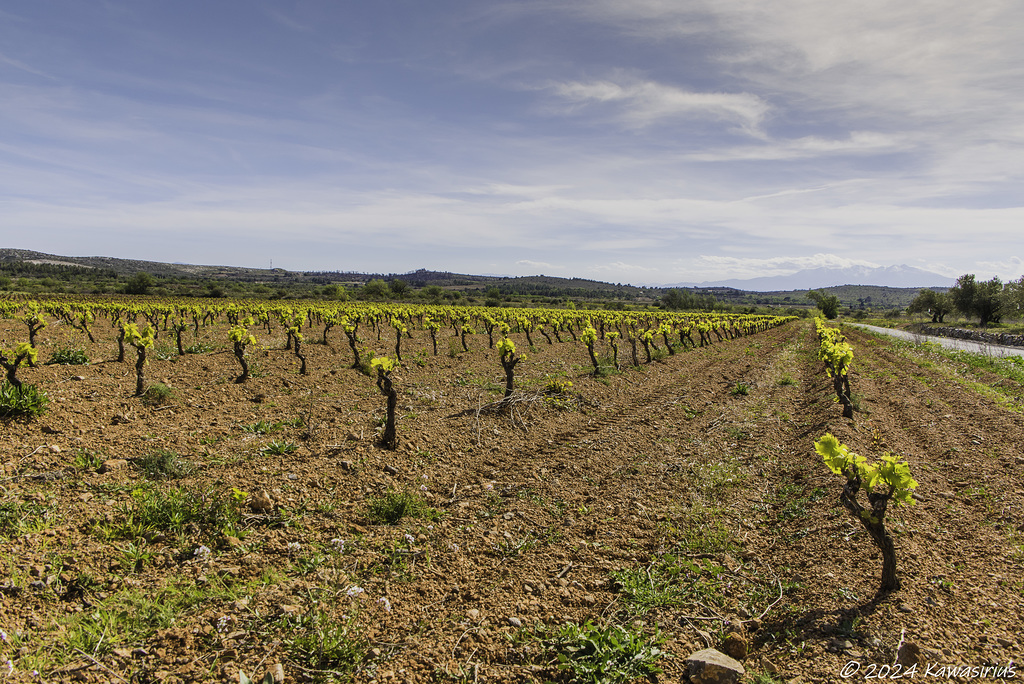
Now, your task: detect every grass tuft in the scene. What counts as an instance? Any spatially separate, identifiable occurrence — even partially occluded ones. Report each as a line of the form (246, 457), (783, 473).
(365, 490), (440, 525)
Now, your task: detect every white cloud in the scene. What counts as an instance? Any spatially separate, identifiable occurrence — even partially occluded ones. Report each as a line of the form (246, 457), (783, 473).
(545, 78), (769, 135)
(560, 1), (1024, 181)
(694, 253), (879, 275)
(588, 261), (660, 274)
(974, 257), (1024, 281)
(575, 0), (1024, 147)
(459, 183), (572, 198)
(688, 131), (908, 162)
(516, 259), (555, 270)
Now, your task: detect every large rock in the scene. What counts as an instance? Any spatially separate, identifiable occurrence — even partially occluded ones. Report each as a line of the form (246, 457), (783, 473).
(685, 648), (745, 684)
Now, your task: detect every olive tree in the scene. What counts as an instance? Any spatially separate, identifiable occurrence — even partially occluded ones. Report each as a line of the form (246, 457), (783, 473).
(949, 274), (1003, 326)
(908, 289), (953, 323)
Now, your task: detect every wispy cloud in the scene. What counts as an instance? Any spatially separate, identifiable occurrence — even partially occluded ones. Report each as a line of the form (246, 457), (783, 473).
(0, 51), (55, 80)
(975, 257), (1024, 282)
(544, 77), (769, 135)
(688, 131), (908, 162)
(261, 8), (314, 33)
(588, 261), (660, 274)
(561, 2), (1024, 175)
(696, 253), (879, 274)
(516, 260), (556, 270)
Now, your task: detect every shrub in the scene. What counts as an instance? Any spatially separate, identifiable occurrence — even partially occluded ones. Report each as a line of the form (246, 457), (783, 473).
(580, 324), (600, 374)
(497, 337), (522, 399)
(816, 317), (854, 418)
(229, 322), (257, 383)
(1, 342), (36, 389)
(123, 323), (154, 397)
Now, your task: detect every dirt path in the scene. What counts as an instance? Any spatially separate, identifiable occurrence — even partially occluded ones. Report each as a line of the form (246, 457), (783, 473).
(848, 324), (1024, 358)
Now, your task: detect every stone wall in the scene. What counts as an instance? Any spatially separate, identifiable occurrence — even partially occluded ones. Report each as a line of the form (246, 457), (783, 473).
(921, 326), (1024, 348)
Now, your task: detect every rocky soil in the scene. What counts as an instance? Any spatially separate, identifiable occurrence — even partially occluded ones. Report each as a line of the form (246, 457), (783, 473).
(1, 317), (1022, 683)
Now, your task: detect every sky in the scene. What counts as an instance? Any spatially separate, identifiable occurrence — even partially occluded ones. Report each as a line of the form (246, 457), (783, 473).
(2, 1), (1023, 286)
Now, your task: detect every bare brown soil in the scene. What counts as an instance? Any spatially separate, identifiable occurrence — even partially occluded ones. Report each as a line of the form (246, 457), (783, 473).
(1, 318), (1022, 683)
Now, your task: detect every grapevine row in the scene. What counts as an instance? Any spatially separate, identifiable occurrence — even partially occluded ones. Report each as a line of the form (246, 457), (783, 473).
(2, 296), (797, 426)
(815, 316), (854, 418)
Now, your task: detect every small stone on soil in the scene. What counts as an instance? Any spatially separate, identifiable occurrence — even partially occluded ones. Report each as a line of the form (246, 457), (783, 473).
(99, 458), (128, 473)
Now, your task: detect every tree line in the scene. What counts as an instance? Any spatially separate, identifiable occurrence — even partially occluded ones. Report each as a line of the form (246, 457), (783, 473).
(909, 274), (1024, 326)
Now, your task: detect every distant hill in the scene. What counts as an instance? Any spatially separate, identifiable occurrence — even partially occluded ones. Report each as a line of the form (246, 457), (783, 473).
(0, 248), (284, 280)
(0, 248), (931, 310)
(0, 248), (660, 304)
(672, 264), (955, 291)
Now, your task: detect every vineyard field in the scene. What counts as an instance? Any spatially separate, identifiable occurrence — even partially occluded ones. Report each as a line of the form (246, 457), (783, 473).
(1, 300), (1022, 683)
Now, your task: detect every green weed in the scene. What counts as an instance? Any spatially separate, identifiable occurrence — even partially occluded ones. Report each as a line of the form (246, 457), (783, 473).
(365, 490), (440, 525)
(262, 440), (299, 455)
(0, 380), (49, 418)
(279, 606), (369, 673)
(242, 419), (284, 435)
(611, 553), (727, 614)
(62, 576), (239, 660)
(184, 341), (212, 354)
(73, 448), (105, 472)
(0, 497), (55, 539)
(47, 344), (89, 365)
(141, 382), (175, 406)
(112, 486), (242, 539)
(540, 620), (665, 683)
(134, 449), (193, 480)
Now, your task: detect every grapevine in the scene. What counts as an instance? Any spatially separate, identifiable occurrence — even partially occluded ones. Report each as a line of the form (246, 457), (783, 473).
(815, 433), (918, 592)
(229, 322), (258, 384)
(372, 356), (398, 449)
(0, 342), (36, 391)
(123, 323), (155, 396)
(580, 323), (600, 375)
(497, 336), (522, 400)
